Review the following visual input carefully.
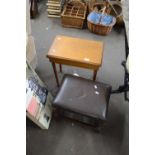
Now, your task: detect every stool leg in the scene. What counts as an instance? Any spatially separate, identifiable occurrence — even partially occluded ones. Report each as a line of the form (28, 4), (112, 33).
(51, 61), (59, 87)
(53, 108), (62, 120)
(95, 120), (105, 133)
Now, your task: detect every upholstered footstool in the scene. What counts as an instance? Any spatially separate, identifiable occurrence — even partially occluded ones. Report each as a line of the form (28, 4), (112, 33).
(52, 74), (111, 129)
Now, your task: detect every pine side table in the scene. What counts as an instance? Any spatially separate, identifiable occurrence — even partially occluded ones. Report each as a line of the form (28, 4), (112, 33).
(47, 35), (104, 86)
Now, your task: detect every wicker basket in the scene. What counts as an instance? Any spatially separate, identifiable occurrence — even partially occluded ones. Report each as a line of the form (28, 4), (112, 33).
(88, 1), (123, 26)
(87, 12), (116, 35)
(61, 0), (87, 29)
(109, 1), (123, 26)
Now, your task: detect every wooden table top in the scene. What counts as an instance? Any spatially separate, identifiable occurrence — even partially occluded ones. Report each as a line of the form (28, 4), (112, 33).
(47, 35), (104, 66)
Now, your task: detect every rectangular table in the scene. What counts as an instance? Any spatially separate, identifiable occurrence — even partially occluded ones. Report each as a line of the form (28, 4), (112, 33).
(47, 35), (104, 86)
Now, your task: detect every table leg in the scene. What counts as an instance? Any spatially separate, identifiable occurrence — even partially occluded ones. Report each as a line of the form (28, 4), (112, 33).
(59, 64), (62, 72)
(30, 0), (39, 19)
(52, 61), (59, 87)
(93, 70), (97, 81)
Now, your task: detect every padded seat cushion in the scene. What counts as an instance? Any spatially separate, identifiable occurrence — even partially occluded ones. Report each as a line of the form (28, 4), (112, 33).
(53, 75), (111, 120)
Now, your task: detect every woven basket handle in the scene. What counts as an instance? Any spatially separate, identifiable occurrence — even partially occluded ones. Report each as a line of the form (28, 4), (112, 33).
(106, 0), (119, 16)
(68, 0), (85, 7)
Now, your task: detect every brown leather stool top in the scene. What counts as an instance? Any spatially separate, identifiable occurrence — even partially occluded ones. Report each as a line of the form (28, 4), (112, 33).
(53, 74), (111, 121)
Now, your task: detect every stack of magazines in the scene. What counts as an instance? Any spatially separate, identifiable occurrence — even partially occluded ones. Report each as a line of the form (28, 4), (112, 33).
(27, 76), (48, 106)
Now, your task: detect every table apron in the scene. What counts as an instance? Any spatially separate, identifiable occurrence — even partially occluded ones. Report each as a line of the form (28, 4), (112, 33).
(49, 58), (100, 70)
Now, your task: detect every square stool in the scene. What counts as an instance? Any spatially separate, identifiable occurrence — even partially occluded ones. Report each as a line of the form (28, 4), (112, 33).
(52, 74), (111, 127)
